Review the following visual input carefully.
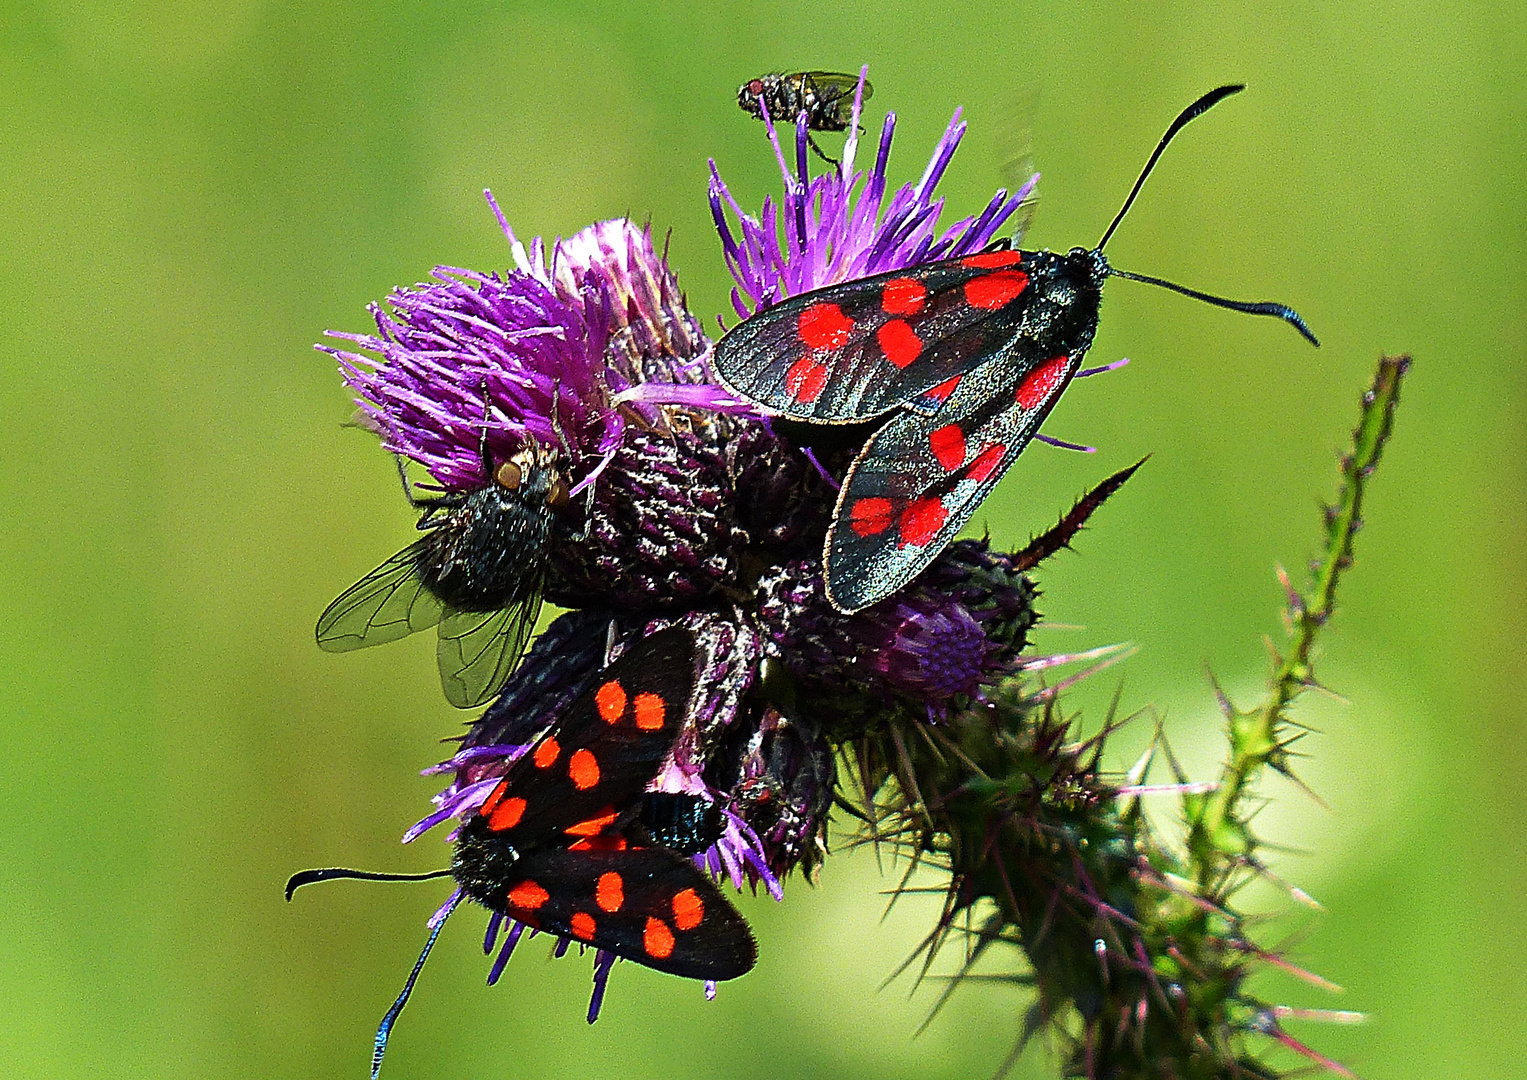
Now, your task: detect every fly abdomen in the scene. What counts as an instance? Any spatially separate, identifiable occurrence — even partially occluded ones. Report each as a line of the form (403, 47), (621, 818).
(415, 487), (555, 612)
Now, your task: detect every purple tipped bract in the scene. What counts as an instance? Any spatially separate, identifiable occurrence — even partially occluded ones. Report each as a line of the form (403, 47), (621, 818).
(709, 65), (1038, 319)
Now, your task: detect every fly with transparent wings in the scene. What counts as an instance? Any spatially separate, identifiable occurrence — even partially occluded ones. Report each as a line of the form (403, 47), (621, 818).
(737, 71), (873, 165)
(316, 442), (579, 708)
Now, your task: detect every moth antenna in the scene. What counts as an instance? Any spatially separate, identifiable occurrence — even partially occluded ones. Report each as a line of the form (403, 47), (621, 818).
(1109, 268), (1319, 346)
(1076, 357), (1131, 378)
(284, 867), (454, 902)
(372, 891), (462, 1080)
(1097, 84), (1244, 252)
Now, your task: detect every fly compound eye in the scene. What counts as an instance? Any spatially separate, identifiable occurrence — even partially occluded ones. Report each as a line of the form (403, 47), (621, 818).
(494, 460), (523, 490)
(545, 476), (571, 511)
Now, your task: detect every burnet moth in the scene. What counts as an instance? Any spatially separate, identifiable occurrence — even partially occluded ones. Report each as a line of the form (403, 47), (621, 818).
(287, 627), (755, 1077)
(713, 85), (1319, 613)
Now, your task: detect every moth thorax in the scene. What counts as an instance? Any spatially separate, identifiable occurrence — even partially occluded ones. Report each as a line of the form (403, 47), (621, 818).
(451, 824), (523, 910)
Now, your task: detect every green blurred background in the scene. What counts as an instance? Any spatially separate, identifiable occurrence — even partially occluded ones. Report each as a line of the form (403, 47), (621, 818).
(2, 2), (1522, 1077)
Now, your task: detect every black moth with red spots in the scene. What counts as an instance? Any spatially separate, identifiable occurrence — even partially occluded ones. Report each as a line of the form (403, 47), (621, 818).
(715, 245), (1104, 613)
(452, 626), (757, 981)
(713, 85), (1317, 613)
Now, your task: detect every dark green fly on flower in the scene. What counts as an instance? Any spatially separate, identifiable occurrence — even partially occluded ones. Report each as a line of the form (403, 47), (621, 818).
(737, 70), (873, 165)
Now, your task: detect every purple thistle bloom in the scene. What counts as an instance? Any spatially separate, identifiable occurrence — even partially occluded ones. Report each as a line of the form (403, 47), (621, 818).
(486, 202), (755, 418)
(861, 596), (996, 704)
(709, 65), (1038, 319)
(756, 539), (1037, 709)
(320, 203), (753, 495)
(320, 264), (618, 492)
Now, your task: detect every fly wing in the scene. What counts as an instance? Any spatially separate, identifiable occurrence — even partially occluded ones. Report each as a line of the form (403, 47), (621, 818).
(712, 251), (1037, 424)
(435, 585), (544, 709)
(466, 627), (698, 848)
(315, 540), (444, 651)
(493, 846), (756, 981)
(824, 351), (1081, 612)
(800, 70), (872, 125)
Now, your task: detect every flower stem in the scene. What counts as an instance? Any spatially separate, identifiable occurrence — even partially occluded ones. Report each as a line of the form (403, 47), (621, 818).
(1191, 354), (1411, 884)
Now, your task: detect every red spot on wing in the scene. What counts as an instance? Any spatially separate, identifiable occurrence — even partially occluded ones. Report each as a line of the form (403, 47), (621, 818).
(595, 872), (624, 913)
(880, 277), (927, 315)
(1016, 355), (1071, 410)
(479, 778), (509, 817)
(595, 679), (626, 724)
(570, 912), (597, 941)
(966, 443), (1007, 483)
(961, 250), (1024, 269)
(487, 795), (526, 831)
(643, 917), (676, 959)
(876, 319), (923, 369)
(898, 498), (948, 547)
(568, 835), (628, 852)
(564, 809), (619, 836)
(633, 692), (667, 731)
(672, 888), (704, 931)
(784, 357), (828, 403)
(849, 497), (895, 537)
(924, 375), (961, 404)
(507, 880), (549, 911)
(798, 302), (854, 350)
(965, 270), (1029, 309)
(928, 424), (966, 472)
(568, 749), (600, 790)
(533, 737), (560, 769)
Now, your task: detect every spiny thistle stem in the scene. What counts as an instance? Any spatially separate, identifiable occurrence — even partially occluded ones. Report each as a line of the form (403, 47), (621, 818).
(1191, 354), (1411, 882)
(843, 355), (1409, 1079)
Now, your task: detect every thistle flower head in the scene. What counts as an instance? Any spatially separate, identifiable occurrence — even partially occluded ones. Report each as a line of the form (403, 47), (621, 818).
(709, 66), (1037, 317)
(756, 541), (1036, 712)
(321, 202), (757, 495)
(543, 216), (711, 384)
(862, 595), (995, 703)
(321, 263), (616, 491)
(546, 427), (753, 610)
(491, 202), (752, 419)
(720, 706), (835, 880)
